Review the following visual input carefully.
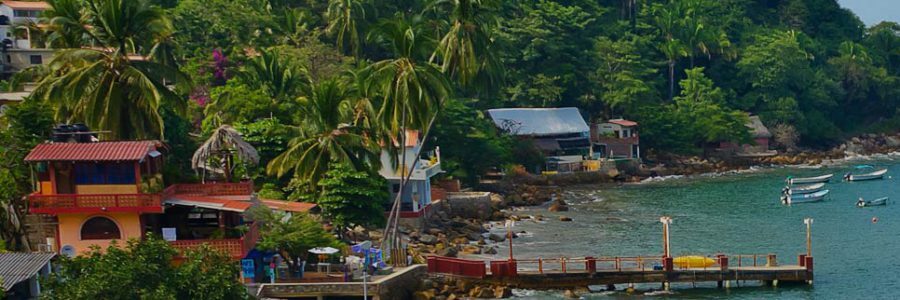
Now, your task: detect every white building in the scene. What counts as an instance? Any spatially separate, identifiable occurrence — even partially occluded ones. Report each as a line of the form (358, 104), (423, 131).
(378, 130), (442, 220)
(0, 1), (53, 75)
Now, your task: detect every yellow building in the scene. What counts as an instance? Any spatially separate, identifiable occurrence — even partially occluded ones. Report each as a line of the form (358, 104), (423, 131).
(25, 140), (314, 259)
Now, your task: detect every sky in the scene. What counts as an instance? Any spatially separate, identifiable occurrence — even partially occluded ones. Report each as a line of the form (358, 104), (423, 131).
(838, 0), (900, 26)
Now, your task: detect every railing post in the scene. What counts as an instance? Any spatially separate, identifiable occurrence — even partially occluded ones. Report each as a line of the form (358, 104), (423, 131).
(663, 256), (673, 272)
(585, 256), (596, 273)
(718, 255), (728, 272)
(798, 254), (807, 267)
(561, 258), (567, 273)
(538, 257), (543, 274)
(766, 254), (777, 267)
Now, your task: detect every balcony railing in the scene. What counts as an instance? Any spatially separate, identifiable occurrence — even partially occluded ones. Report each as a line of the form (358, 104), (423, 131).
(162, 182), (253, 197)
(28, 193), (163, 214)
(169, 222), (259, 260)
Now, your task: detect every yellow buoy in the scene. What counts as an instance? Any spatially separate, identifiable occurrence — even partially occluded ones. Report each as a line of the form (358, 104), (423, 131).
(673, 256), (716, 268)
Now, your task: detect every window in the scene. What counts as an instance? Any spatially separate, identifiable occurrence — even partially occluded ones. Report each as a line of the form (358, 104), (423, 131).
(75, 163), (135, 185)
(13, 10), (40, 18)
(81, 216), (121, 240)
(29, 55), (42, 65)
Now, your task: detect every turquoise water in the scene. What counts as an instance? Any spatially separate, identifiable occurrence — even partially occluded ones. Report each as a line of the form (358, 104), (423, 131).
(477, 158), (900, 299)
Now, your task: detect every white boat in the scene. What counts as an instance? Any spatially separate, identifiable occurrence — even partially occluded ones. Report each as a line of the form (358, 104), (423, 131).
(857, 197), (888, 207)
(844, 169), (887, 181)
(786, 174), (833, 185)
(782, 183), (826, 195)
(781, 189), (829, 204)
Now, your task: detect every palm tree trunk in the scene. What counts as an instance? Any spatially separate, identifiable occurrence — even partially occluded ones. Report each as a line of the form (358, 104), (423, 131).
(668, 61), (675, 101)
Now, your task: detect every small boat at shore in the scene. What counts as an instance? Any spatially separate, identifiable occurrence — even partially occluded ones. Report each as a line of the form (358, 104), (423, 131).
(782, 183), (826, 195)
(844, 169), (887, 181)
(857, 197), (888, 207)
(673, 256), (716, 268)
(782, 189), (829, 204)
(786, 174), (833, 185)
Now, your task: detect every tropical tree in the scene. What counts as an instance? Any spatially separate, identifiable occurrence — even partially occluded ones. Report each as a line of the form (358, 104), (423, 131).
(366, 16), (451, 136)
(660, 39), (687, 101)
(238, 48), (305, 103)
(40, 0), (88, 48)
(32, 0), (189, 140)
(315, 162), (390, 236)
(266, 78), (380, 191)
(41, 236), (246, 300)
(250, 207), (341, 273)
(327, 0), (367, 57)
(428, 0), (501, 91)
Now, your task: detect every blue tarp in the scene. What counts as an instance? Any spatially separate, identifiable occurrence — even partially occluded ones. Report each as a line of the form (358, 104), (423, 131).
(486, 107), (590, 137)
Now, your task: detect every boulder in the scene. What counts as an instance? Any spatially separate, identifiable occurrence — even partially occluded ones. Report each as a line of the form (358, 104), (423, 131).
(559, 216), (573, 222)
(467, 232), (482, 241)
(488, 233), (506, 242)
(494, 285), (513, 298)
(420, 234), (439, 245)
(368, 230), (383, 240)
(483, 247), (498, 255)
(427, 228), (444, 235)
(548, 202), (568, 212)
(415, 289), (436, 300)
(563, 289), (578, 299)
(437, 247), (458, 257)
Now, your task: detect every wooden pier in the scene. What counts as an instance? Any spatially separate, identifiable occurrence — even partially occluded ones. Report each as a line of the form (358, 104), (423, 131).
(427, 254), (814, 290)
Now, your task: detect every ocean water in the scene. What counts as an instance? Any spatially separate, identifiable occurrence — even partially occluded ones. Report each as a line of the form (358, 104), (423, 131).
(473, 158), (900, 299)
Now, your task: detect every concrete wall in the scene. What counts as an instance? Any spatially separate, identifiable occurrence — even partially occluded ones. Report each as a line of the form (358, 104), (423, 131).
(441, 192), (493, 220)
(57, 212), (143, 255)
(256, 265), (427, 299)
(75, 184), (138, 195)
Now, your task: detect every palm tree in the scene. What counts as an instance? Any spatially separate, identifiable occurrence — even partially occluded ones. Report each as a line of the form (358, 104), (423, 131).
(32, 0), (189, 140)
(427, 0), (501, 91)
(327, 0), (367, 57)
(367, 16), (451, 266)
(238, 48), (305, 102)
(266, 78), (380, 191)
(40, 0), (88, 48)
(366, 16), (451, 137)
(193, 125), (260, 182)
(660, 39), (687, 101)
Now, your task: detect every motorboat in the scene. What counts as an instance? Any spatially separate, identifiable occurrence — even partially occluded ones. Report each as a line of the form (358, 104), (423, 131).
(781, 189), (829, 204)
(786, 174), (833, 185)
(782, 183), (826, 195)
(857, 197), (888, 207)
(844, 169), (887, 181)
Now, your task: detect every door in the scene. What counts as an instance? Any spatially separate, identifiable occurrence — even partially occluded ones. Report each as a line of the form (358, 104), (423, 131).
(54, 163), (75, 194)
(632, 145), (639, 159)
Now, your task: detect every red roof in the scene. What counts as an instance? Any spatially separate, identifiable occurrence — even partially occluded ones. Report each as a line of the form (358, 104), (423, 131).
(25, 141), (160, 162)
(608, 119), (638, 127)
(261, 199), (317, 213)
(2, 1), (50, 10)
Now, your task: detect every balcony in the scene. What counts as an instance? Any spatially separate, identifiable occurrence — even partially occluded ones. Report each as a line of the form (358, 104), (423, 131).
(28, 193), (164, 214)
(169, 222), (259, 260)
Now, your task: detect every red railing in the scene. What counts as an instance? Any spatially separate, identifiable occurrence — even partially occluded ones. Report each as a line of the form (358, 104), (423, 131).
(28, 192), (163, 214)
(164, 182), (253, 197)
(170, 222), (259, 260)
(426, 256), (486, 278)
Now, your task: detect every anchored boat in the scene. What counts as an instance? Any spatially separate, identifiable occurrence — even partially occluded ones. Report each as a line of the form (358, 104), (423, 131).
(844, 169), (887, 181)
(857, 197), (888, 207)
(786, 174), (833, 185)
(782, 183), (826, 195)
(781, 189), (829, 204)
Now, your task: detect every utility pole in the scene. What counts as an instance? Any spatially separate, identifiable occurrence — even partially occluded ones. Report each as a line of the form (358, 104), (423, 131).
(659, 216), (672, 257)
(804, 218), (813, 257)
(506, 220), (515, 260)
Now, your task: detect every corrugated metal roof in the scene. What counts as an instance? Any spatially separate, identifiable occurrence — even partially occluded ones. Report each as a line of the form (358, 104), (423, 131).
(0, 252), (55, 291)
(486, 107), (590, 137)
(24, 141), (159, 162)
(1, 1), (51, 10)
(607, 119), (638, 127)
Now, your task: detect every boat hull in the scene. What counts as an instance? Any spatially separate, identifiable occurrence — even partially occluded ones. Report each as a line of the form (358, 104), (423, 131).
(788, 174), (833, 185)
(782, 190), (829, 204)
(848, 169), (887, 181)
(784, 183), (826, 195)
(858, 197), (888, 207)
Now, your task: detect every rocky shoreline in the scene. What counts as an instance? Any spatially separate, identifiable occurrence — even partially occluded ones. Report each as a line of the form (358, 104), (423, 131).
(402, 133), (900, 299)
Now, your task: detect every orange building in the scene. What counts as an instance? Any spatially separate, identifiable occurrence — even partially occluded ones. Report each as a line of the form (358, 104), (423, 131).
(25, 140), (314, 259)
